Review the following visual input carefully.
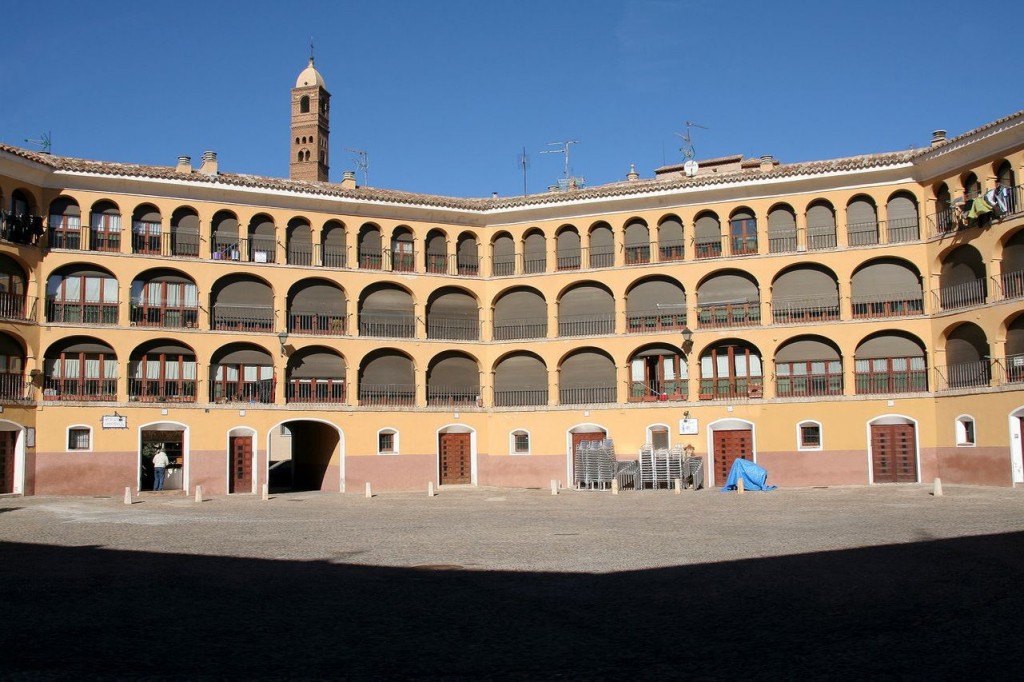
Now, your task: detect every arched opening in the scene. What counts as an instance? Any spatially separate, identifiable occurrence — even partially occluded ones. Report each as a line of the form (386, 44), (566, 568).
(271, 420), (342, 493)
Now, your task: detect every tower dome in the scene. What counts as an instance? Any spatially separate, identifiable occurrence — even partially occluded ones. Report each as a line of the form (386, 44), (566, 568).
(295, 58), (326, 89)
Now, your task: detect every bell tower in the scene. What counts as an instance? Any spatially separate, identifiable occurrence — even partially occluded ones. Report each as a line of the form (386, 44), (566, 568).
(290, 57), (330, 182)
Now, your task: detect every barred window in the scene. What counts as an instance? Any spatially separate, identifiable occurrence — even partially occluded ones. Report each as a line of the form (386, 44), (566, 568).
(799, 422), (822, 450)
(68, 427), (91, 451)
(378, 429), (397, 455)
(512, 430), (530, 454)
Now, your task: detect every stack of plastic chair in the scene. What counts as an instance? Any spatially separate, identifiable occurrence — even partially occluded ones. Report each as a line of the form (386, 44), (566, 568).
(639, 444), (655, 489)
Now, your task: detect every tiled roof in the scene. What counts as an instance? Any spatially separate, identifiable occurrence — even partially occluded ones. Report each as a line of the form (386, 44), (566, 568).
(3, 108), (1021, 213)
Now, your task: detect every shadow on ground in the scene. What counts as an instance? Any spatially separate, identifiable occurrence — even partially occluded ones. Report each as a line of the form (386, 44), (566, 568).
(2, 532), (1022, 680)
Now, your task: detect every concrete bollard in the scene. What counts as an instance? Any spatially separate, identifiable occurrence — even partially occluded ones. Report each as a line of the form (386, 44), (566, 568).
(194, 485), (203, 503)
(674, 478), (682, 495)
(737, 477), (745, 495)
(123, 486), (133, 505)
(933, 477), (943, 497)
(550, 479), (558, 495)
(261, 482), (269, 501)
(365, 482), (372, 499)
(611, 478), (619, 495)
(428, 481), (435, 497)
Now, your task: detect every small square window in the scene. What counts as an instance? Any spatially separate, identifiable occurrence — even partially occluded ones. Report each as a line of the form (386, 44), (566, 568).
(68, 428), (91, 451)
(513, 432), (530, 454)
(799, 424), (821, 449)
(378, 431), (395, 454)
(956, 418), (975, 446)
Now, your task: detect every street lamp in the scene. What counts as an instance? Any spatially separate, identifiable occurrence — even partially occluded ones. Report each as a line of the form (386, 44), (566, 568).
(277, 330), (289, 355)
(681, 325), (694, 353)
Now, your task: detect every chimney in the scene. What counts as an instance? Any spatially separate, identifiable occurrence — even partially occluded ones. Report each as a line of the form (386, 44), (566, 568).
(491, 191), (499, 199)
(340, 170), (357, 189)
(175, 155), (192, 173)
(759, 155), (774, 172)
(626, 164), (639, 182)
(199, 151), (218, 175)
(931, 130), (947, 147)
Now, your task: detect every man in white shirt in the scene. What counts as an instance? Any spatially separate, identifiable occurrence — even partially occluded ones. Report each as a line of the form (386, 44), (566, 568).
(152, 445), (170, 491)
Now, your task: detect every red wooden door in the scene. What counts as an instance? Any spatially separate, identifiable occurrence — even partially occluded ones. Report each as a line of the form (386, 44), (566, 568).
(0, 431), (15, 494)
(713, 429), (752, 485)
(229, 436), (253, 493)
(871, 424), (917, 483)
(439, 433), (471, 485)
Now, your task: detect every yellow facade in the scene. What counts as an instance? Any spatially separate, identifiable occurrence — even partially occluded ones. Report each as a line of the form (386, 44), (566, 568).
(0, 63), (1022, 496)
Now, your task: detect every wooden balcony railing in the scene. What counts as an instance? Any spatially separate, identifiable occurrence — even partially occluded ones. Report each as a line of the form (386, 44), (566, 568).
(285, 378), (346, 403)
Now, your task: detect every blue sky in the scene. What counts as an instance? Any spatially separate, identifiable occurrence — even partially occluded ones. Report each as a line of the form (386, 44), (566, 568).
(2, 1), (1021, 198)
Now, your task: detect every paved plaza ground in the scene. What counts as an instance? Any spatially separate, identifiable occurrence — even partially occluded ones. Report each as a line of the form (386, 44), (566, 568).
(2, 484), (1023, 679)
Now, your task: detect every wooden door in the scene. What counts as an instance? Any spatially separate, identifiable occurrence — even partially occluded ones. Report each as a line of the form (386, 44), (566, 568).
(713, 429), (752, 485)
(0, 431), (15, 494)
(871, 424), (917, 483)
(229, 436), (253, 493)
(439, 433), (471, 485)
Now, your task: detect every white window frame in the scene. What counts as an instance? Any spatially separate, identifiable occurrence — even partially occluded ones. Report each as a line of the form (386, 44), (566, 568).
(510, 429), (531, 456)
(797, 420), (823, 451)
(377, 427), (399, 455)
(955, 415), (976, 447)
(67, 424), (93, 452)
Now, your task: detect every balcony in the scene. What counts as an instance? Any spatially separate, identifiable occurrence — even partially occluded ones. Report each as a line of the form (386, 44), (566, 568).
(212, 304), (274, 332)
(285, 378), (346, 404)
(358, 312), (415, 338)
(624, 243), (651, 265)
(557, 312), (615, 337)
(358, 383), (415, 406)
(935, 361), (991, 391)
(854, 359), (927, 394)
(846, 220), (880, 246)
(771, 298), (839, 324)
(0, 373), (30, 401)
(850, 291), (924, 319)
(934, 278), (987, 311)
(0, 293), (35, 322)
(289, 312), (348, 336)
(626, 308), (687, 333)
(697, 303), (761, 328)
(996, 270), (1024, 300)
(775, 372), (843, 398)
(559, 384), (616, 405)
(1001, 353), (1024, 384)
(212, 379), (275, 404)
(492, 387), (548, 407)
(698, 378), (763, 400)
(427, 316), (480, 341)
(885, 216), (920, 243)
(131, 304), (199, 329)
(695, 239), (723, 260)
(1, 212), (44, 246)
(46, 300), (119, 325)
(658, 240), (685, 262)
(426, 385), (480, 406)
(42, 377), (118, 401)
(128, 378), (198, 402)
(492, 316), (547, 341)
(627, 380), (687, 402)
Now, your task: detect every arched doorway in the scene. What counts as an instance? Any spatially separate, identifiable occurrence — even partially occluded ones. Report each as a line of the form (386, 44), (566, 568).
(437, 424), (475, 486)
(0, 420), (24, 494)
(1009, 407), (1024, 484)
(139, 422), (187, 492)
(867, 416), (919, 484)
(268, 420), (342, 493)
(707, 418), (755, 487)
(566, 423), (608, 484)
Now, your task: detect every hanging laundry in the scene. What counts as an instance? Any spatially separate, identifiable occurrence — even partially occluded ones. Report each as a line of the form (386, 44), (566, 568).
(966, 195), (992, 220)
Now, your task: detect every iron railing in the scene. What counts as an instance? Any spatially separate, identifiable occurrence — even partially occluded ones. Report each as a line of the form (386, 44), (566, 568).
(559, 384), (617, 404)
(557, 312), (615, 337)
(358, 383), (416, 406)
(288, 312), (348, 335)
(426, 385), (480, 405)
(211, 304), (274, 332)
(850, 290), (924, 318)
(492, 387), (548, 406)
(771, 298), (840, 324)
(427, 316), (480, 340)
(696, 302), (761, 328)
(492, 317), (547, 340)
(285, 378), (346, 403)
(358, 312), (415, 338)
(934, 278), (987, 311)
(127, 377), (198, 402)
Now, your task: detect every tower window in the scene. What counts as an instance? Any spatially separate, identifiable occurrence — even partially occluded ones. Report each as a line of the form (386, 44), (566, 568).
(300, 96), (310, 113)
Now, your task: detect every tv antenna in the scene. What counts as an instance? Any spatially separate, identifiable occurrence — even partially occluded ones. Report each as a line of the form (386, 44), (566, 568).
(675, 121), (708, 160)
(675, 121), (707, 176)
(345, 148), (369, 186)
(516, 146), (530, 195)
(541, 140), (578, 181)
(25, 131), (52, 154)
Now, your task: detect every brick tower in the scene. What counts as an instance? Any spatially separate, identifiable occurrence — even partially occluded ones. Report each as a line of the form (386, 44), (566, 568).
(290, 58), (330, 182)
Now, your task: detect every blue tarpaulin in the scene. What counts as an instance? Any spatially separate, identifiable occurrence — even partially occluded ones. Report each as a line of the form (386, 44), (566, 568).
(720, 458), (776, 492)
